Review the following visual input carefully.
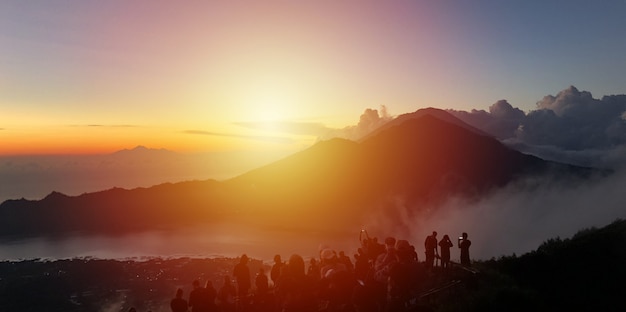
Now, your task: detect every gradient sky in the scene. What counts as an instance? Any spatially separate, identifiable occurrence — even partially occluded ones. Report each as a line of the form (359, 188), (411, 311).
(2, 0), (625, 155)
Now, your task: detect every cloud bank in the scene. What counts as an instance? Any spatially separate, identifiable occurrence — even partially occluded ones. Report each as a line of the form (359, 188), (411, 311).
(361, 166), (626, 261)
(448, 86), (626, 169)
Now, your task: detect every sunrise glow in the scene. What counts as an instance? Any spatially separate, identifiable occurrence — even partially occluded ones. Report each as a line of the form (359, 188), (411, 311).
(3, 1), (623, 157)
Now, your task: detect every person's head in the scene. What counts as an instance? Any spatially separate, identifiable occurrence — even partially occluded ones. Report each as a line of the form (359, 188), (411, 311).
(205, 280), (213, 288)
(288, 254), (305, 277)
(339, 251), (345, 257)
(176, 288), (183, 298)
(462, 232), (468, 239)
(443, 234), (450, 240)
(274, 254), (282, 263)
(385, 237), (396, 249)
(396, 239), (411, 261)
(395, 239), (410, 252)
(128, 308), (137, 312)
(240, 254), (249, 264)
(193, 279), (200, 288)
(432, 231), (437, 237)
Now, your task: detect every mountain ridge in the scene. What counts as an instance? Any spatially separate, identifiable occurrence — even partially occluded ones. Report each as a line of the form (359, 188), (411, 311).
(0, 109), (598, 239)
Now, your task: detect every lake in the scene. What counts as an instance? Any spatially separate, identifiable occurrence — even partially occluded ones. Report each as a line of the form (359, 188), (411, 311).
(0, 223), (360, 262)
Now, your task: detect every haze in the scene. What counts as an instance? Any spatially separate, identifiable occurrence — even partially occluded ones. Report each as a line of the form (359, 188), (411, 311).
(1, 1), (625, 261)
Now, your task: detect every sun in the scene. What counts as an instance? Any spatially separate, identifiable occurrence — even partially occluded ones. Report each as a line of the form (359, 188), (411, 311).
(253, 93), (290, 122)
(241, 75), (300, 123)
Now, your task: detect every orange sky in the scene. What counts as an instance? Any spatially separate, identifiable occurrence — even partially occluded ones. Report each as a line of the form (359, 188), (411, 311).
(2, 1), (626, 155)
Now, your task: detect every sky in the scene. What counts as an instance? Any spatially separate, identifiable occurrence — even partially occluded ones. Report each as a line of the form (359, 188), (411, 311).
(2, 0), (626, 156)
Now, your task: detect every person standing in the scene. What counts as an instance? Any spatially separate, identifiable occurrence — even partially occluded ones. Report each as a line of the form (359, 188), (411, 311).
(255, 268), (269, 296)
(458, 232), (472, 266)
(217, 276), (236, 312)
(188, 280), (206, 312)
(424, 231), (438, 269)
(204, 280), (217, 312)
(280, 254), (316, 312)
(438, 235), (453, 270)
(170, 288), (188, 312)
(233, 254), (251, 298)
(270, 254), (284, 287)
(373, 237), (398, 311)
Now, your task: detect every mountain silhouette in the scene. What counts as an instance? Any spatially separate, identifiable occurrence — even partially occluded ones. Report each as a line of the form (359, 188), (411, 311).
(0, 109), (596, 238)
(360, 107), (489, 141)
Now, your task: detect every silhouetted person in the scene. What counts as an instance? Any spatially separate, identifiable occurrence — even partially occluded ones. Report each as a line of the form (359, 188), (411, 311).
(387, 240), (415, 312)
(424, 231), (438, 269)
(410, 245), (419, 262)
(439, 234), (453, 270)
(318, 248), (354, 310)
(338, 250), (354, 272)
(189, 279), (207, 312)
(458, 232), (472, 266)
(128, 308), (137, 312)
(373, 237), (398, 311)
(233, 254), (251, 299)
(370, 237), (386, 261)
(217, 276), (236, 312)
(307, 258), (321, 281)
(171, 288), (188, 312)
(279, 254), (316, 312)
(270, 254), (284, 288)
(255, 267), (269, 296)
(354, 252), (369, 281)
(204, 280), (217, 312)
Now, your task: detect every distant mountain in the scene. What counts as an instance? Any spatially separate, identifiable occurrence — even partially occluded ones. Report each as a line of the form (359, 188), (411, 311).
(0, 109), (596, 238)
(0, 180), (224, 238)
(110, 145), (178, 157)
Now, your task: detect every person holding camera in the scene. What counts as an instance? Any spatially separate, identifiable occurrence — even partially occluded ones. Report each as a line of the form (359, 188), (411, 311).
(458, 232), (472, 266)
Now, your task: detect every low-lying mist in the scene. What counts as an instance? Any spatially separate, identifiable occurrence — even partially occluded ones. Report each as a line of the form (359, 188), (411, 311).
(363, 166), (626, 260)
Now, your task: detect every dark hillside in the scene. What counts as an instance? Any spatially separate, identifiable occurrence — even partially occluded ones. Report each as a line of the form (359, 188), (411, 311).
(470, 219), (626, 312)
(0, 180), (224, 238)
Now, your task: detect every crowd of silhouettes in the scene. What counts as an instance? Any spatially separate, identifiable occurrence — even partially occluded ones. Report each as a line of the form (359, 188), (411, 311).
(125, 230), (472, 312)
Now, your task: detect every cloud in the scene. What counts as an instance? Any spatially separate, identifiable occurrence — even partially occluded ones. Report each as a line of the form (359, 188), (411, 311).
(70, 124), (139, 128)
(447, 100), (525, 140)
(522, 86), (626, 150)
(184, 130), (294, 144)
(233, 121), (332, 137)
(449, 86), (626, 169)
(320, 105), (393, 141)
